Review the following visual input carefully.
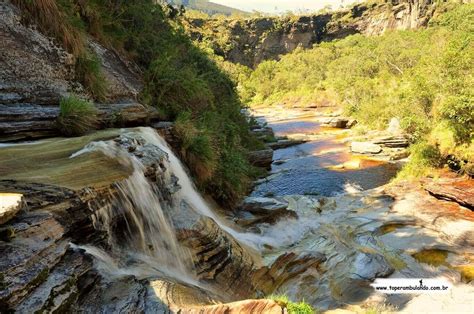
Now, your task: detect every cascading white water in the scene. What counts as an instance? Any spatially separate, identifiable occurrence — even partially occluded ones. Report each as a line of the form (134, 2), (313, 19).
(137, 127), (278, 249)
(69, 127), (278, 288)
(70, 132), (197, 286)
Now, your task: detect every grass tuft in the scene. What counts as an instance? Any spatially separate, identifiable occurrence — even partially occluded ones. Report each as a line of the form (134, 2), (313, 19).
(56, 96), (99, 137)
(76, 52), (107, 101)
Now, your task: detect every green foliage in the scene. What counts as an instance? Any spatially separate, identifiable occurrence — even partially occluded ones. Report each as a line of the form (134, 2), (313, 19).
(269, 295), (315, 314)
(397, 142), (444, 178)
(239, 3), (474, 176)
(57, 96), (98, 137)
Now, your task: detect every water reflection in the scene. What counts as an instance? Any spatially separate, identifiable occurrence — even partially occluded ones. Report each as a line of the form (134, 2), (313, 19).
(252, 112), (400, 197)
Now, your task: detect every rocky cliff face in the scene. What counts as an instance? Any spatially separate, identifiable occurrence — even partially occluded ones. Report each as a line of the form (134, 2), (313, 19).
(186, 0), (437, 67)
(0, 1), (157, 142)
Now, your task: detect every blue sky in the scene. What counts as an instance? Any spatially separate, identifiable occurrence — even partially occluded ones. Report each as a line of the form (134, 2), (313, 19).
(212, 0), (358, 13)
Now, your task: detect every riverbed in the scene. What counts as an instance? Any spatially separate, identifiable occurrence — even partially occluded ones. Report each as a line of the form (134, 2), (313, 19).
(244, 107), (474, 312)
(251, 109), (399, 197)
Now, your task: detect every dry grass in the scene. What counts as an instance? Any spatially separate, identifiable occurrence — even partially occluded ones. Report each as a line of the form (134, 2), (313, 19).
(12, 0), (85, 56)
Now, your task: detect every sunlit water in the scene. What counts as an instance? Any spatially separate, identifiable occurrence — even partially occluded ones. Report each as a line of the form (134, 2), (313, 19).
(252, 115), (399, 197)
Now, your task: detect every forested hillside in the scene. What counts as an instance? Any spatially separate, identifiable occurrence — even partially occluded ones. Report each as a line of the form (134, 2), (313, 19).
(167, 0), (249, 16)
(218, 2), (474, 178)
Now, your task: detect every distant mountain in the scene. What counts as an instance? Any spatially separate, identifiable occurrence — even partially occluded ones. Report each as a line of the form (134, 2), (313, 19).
(167, 0), (249, 16)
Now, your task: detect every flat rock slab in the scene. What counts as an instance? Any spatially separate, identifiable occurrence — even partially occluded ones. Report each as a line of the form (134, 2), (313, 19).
(0, 193), (23, 224)
(424, 179), (474, 210)
(267, 138), (307, 150)
(0, 129), (131, 190)
(351, 141), (382, 154)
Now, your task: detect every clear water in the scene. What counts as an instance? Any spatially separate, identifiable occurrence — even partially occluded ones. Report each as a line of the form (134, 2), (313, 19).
(252, 115), (399, 197)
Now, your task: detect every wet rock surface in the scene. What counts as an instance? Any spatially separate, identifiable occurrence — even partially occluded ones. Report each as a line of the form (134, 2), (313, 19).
(235, 197), (297, 227)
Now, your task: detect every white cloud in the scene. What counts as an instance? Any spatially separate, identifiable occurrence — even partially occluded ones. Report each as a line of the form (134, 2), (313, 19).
(211, 0), (356, 13)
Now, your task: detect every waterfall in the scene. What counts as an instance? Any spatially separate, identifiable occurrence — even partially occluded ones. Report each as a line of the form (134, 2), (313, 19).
(137, 127), (277, 249)
(69, 127), (271, 288)
(70, 130), (197, 286)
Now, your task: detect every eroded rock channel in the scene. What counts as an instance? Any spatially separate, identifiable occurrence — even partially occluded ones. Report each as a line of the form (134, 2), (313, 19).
(0, 0), (473, 312)
(1, 109), (473, 313)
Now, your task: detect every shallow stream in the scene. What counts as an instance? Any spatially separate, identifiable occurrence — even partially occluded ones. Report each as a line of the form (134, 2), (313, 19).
(252, 110), (399, 197)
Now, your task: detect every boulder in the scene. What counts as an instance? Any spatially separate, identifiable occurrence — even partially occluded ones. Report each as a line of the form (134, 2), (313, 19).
(248, 149), (273, 169)
(251, 127), (274, 139)
(321, 117), (357, 129)
(236, 197), (296, 227)
(387, 117), (402, 135)
(346, 118), (358, 129)
(350, 142), (382, 154)
(0, 193), (23, 225)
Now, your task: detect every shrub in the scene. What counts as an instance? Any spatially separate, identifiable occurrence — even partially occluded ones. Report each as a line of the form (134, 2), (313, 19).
(174, 112), (218, 181)
(269, 295), (315, 314)
(56, 96), (98, 137)
(397, 142), (444, 179)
